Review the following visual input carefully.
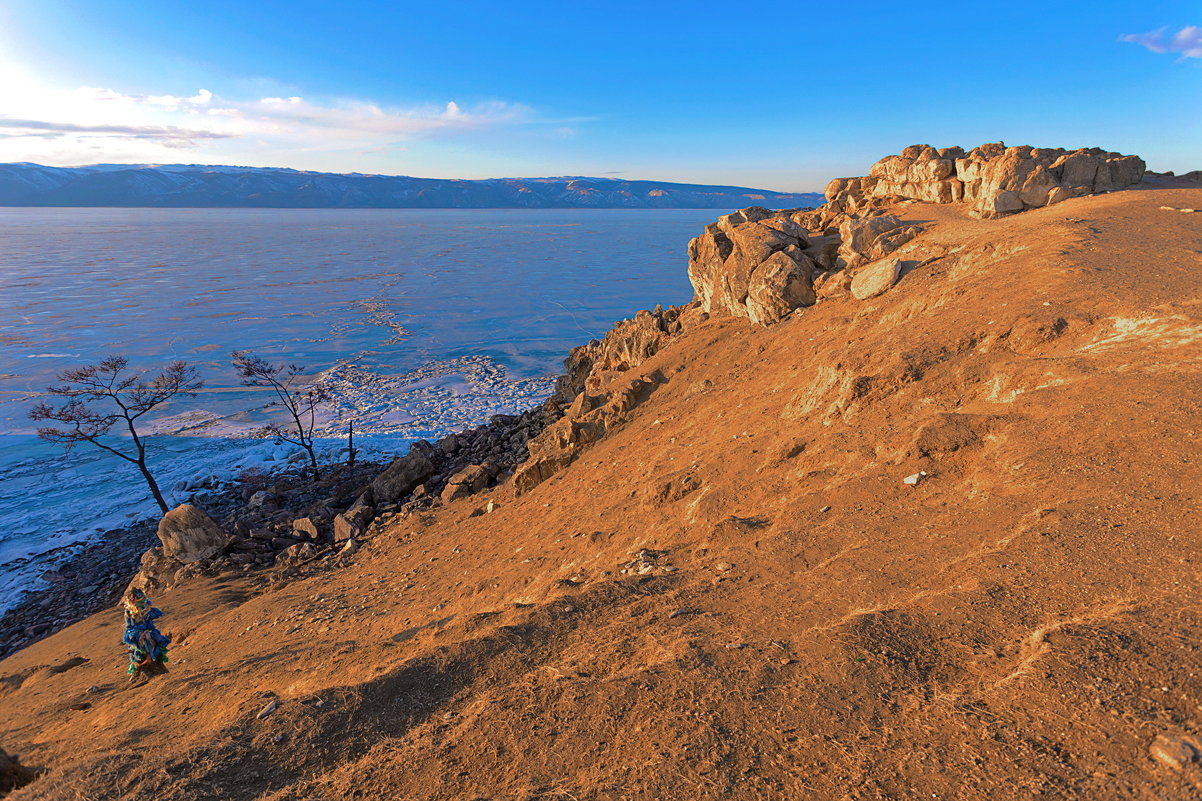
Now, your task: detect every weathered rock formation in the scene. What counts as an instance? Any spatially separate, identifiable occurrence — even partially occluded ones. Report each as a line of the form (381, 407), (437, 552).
(687, 207), (822, 325)
(558, 304), (693, 398)
(687, 206), (923, 324)
(826, 142), (1145, 219)
(509, 305), (704, 496)
(514, 371), (665, 495)
(688, 143), (1147, 326)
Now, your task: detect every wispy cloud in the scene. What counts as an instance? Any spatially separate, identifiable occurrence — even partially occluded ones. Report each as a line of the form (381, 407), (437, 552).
(0, 65), (551, 167)
(1120, 25), (1202, 59)
(0, 118), (232, 147)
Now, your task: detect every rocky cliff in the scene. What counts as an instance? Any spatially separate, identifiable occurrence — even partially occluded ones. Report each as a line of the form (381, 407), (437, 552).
(685, 142), (1147, 326)
(2, 152), (1200, 801)
(826, 142), (1145, 218)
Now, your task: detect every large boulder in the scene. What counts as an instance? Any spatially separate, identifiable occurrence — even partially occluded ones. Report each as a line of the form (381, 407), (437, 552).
(745, 249), (817, 325)
(826, 142), (1145, 219)
(688, 208), (820, 325)
(836, 215), (923, 269)
(441, 464), (492, 503)
(371, 449), (436, 504)
(850, 258), (903, 300)
(157, 504), (229, 564)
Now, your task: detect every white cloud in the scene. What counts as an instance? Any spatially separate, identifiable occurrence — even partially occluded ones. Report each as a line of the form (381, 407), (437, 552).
(1121, 25), (1202, 59)
(0, 62), (542, 167)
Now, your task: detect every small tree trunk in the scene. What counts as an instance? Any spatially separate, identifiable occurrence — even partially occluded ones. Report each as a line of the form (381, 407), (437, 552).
(348, 421), (356, 469)
(138, 458), (170, 515)
(306, 445), (320, 481)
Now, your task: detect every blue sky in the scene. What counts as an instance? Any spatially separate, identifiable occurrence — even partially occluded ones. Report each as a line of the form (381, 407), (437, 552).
(0, 0), (1197, 190)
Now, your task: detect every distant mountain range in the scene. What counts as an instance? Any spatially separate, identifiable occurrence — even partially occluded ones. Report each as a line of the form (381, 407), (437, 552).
(0, 163), (823, 209)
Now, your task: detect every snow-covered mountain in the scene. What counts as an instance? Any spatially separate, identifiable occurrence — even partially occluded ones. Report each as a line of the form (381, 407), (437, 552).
(0, 163), (822, 209)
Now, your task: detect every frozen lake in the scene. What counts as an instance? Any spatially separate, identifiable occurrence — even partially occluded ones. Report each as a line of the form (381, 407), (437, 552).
(0, 207), (714, 610)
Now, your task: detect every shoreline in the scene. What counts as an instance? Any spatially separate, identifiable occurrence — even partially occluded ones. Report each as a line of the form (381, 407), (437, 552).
(0, 387), (568, 659)
(0, 459), (387, 660)
(0, 489), (236, 660)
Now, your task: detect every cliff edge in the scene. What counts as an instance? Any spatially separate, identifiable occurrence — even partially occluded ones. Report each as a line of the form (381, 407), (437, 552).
(1, 149), (1200, 800)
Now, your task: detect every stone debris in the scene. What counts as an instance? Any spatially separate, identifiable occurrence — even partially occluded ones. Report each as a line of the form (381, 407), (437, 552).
(902, 471), (929, 486)
(1149, 734), (1201, 769)
(256, 699), (279, 720)
(620, 549), (673, 576)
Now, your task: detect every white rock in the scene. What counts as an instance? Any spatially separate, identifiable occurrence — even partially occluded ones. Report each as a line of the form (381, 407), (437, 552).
(902, 471), (929, 486)
(850, 258), (903, 301)
(1150, 734), (1200, 769)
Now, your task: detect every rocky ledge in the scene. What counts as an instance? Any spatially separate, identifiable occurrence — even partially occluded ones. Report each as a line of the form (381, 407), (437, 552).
(827, 142), (1145, 218)
(687, 141), (1148, 325)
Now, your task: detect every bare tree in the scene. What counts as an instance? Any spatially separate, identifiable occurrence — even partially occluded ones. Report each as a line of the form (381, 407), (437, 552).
(29, 356), (203, 515)
(231, 351), (328, 479)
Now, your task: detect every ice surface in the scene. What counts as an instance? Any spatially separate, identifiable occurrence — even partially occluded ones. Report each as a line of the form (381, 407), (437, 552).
(0, 207), (715, 611)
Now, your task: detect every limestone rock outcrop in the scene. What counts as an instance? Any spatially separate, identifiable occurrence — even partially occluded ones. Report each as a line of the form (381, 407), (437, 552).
(686, 143), (1146, 325)
(558, 304), (693, 399)
(687, 206), (922, 323)
(826, 143), (1145, 219)
(514, 372), (664, 495)
(687, 206), (823, 325)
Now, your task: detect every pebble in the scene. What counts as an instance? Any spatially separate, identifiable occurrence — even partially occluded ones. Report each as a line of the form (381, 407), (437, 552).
(715, 562), (734, 572)
(1150, 734), (1201, 769)
(257, 700), (279, 720)
(902, 471), (929, 486)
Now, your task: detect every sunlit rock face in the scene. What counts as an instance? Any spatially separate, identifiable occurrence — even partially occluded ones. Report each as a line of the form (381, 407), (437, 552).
(825, 142), (1146, 218)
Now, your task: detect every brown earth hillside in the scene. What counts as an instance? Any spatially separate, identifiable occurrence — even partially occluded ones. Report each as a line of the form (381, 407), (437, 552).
(2, 182), (1201, 800)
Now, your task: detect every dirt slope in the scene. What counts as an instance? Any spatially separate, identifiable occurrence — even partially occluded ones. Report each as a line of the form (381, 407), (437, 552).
(2, 184), (1201, 800)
